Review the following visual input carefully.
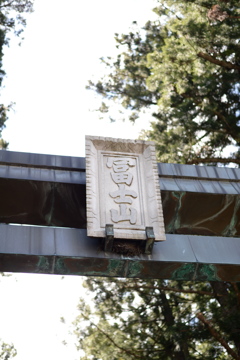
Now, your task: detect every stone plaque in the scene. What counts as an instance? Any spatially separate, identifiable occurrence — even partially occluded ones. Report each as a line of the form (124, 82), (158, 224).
(86, 136), (165, 241)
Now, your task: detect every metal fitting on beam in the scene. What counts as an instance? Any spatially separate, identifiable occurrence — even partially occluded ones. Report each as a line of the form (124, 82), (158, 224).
(145, 226), (155, 255)
(105, 224), (114, 252)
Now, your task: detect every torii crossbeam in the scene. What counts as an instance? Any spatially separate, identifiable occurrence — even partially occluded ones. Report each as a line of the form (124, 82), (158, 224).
(0, 149), (239, 281)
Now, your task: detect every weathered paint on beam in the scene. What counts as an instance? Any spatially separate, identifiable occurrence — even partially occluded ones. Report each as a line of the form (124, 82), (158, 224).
(0, 179), (240, 236)
(0, 150), (240, 236)
(0, 150), (240, 281)
(0, 149), (85, 171)
(0, 224), (240, 281)
(0, 150), (240, 192)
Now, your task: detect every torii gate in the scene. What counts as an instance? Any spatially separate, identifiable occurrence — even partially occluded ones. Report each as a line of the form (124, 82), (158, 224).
(0, 146), (239, 281)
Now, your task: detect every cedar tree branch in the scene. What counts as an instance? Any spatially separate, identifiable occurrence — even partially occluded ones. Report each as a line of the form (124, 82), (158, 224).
(197, 52), (240, 70)
(197, 312), (240, 360)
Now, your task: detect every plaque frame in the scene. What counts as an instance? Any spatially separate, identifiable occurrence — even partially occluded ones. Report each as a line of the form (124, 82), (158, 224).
(86, 136), (165, 241)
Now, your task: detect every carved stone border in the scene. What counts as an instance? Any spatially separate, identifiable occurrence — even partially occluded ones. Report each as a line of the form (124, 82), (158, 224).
(86, 136), (165, 241)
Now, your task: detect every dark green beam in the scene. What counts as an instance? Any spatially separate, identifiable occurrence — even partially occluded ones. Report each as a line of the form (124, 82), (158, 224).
(0, 224), (239, 281)
(0, 149), (239, 280)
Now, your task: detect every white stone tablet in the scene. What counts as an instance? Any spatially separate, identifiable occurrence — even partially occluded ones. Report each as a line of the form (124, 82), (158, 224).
(86, 136), (165, 241)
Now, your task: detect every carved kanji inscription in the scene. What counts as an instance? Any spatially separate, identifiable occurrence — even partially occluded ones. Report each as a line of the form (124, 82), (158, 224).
(86, 136), (165, 241)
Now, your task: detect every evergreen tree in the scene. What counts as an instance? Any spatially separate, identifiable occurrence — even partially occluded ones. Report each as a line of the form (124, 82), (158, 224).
(74, 278), (240, 360)
(87, 0), (240, 165)
(74, 1), (240, 358)
(0, 340), (16, 360)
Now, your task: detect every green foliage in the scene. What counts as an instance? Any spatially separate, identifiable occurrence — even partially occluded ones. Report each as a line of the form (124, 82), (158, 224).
(0, 0), (34, 147)
(0, 340), (16, 360)
(77, 2), (240, 358)
(88, 0), (240, 165)
(75, 278), (240, 359)
(0, 0), (33, 40)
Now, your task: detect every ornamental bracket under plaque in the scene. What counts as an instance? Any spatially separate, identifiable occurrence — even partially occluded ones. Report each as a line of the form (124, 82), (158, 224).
(85, 136), (165, 242)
